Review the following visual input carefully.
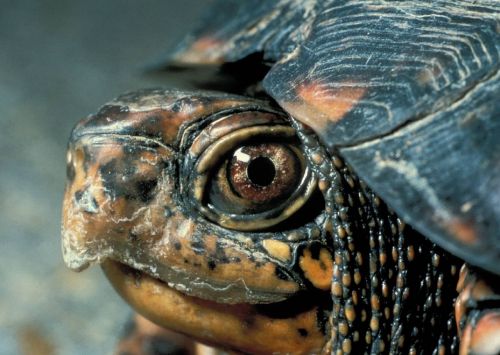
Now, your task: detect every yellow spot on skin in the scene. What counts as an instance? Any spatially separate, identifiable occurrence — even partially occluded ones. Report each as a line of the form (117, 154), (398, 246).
(352, 291), (359, 305)
(342, 339), (352, 353)
(370, 317), (379, 332)
(354, 272), (362, 285)
(342, 273), (352, 287)
(339, 322), (348, 336)
(379, 252), (387, 266)
(318, 179), (330, 192)
(379, 340), (386, 352)
(345, 305), (356, 322)
(384, 307), (391, 320)
(332, 282), (343, 297)
(371, 295), (380, 311)
(262, 239), (292, 263)
(365, 331), (372, 344)
(353, 331), (359, 342)
(407, 245), (415, 261)
(382, 282), (389, 298)
(299, 248), (334, 290)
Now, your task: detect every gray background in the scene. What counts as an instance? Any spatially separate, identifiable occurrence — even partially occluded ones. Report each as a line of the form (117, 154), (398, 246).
(0, 1), (207, 354)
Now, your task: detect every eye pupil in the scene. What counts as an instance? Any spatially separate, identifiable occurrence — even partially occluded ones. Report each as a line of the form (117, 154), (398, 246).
(247, 156), (276, 187)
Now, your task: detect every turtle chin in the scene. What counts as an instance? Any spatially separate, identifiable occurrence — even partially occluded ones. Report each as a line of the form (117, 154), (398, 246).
(102, 260), (330, 354)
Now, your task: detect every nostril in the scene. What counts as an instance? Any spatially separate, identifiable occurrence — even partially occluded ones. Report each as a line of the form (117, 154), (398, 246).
(74, 188), (99, 213)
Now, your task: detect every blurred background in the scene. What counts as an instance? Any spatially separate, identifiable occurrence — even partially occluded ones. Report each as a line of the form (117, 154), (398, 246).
(0, 1), (207, 353)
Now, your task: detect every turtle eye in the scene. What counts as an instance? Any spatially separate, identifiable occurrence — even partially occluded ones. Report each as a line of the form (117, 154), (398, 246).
(210, 142), (305, 213)
(184, 111), (317, 231)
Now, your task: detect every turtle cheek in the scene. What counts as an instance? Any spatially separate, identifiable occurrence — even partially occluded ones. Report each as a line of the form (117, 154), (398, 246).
(61, 135), (173, 271)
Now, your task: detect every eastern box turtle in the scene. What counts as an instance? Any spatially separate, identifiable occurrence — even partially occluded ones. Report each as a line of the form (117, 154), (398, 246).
(61, 1), (500, 354)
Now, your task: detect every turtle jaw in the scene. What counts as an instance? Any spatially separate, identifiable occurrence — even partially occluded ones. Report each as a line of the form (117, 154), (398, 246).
(102, 260), (328, 354)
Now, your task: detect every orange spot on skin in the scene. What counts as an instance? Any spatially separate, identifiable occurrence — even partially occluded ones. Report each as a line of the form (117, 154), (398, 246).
(280, 83), (366, 134)
(299, 248), (334, 290)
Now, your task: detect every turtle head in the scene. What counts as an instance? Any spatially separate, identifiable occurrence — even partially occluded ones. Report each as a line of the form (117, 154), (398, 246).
(62, 89), (333, 353)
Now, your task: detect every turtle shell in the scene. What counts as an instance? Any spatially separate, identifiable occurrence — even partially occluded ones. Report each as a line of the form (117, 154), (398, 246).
(169, 0), (500, 275)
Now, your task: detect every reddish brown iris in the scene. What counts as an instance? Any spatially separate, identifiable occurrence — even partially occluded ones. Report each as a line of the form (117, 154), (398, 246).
(228, 143), (301, 204)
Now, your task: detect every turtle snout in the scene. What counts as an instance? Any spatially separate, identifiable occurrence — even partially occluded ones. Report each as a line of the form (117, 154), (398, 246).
(61, 133), (175, 271)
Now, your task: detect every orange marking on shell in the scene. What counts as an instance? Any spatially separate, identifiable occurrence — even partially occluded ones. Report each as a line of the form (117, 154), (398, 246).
(280, 83), (366, 134)
(174, 37), (225, 64)
(447, 219), (477, 245)
(299, 248), (334, 290)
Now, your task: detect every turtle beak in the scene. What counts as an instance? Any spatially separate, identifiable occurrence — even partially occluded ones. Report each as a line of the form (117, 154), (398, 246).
(61, 129), (174, 271)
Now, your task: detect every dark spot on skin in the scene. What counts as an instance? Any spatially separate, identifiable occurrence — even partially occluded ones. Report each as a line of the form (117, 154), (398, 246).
(183, 258), (189, 264)
(74, 188), (99, 213)
(136, 179), (157, 203)
(99, 159), (158, 203)
(254, 261), (265, 268)
(138, 115), (163, 139)
(142, 335), (189, 355)
(190, 240), (205, 255)
(207, 260), (216, 270)
(275, 266), (292, 281)
(99, 159), (124, 200)
(171, 101), (182, 113)
(316, 307), (330, 335)
(243, 316), (256, 328)
(298, 328), (308, 337)
(308, 242), (322, 260)
(74, 189), (84, 202)
(173, 242), (182, 251)
(212, 242), (230, 264)
(164, 207), (173, 218)
(82, 145), (93, 173)
(128, 231), (139, 242)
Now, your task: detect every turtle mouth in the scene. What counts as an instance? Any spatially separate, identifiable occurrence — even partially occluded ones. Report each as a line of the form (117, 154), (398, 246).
(102, 259), (329, 354)
(101, 255), (301, 305)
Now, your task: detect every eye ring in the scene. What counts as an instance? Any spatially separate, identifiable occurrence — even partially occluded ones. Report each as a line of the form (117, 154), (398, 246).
(184, 111), (317, 231)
